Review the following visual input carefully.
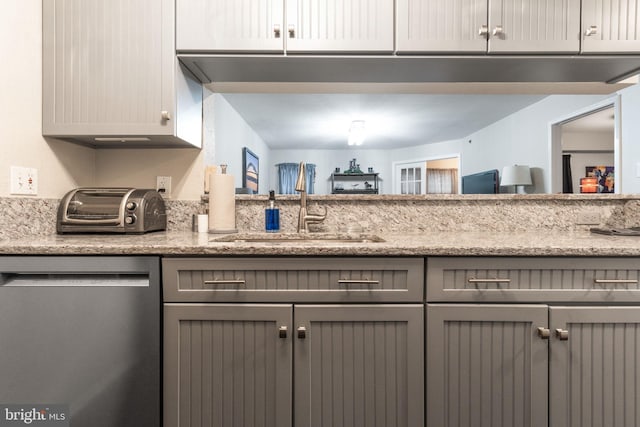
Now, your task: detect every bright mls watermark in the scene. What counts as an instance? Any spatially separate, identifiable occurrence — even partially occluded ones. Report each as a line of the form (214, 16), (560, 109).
(0, 405), (68, 427)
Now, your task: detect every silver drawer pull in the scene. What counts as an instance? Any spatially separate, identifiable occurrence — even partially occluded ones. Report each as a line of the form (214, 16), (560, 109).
(594, 279), (639, 284)
(467, 278), (511, 283)
(338, 279), (380, 285)
(203, 279), (246, 286)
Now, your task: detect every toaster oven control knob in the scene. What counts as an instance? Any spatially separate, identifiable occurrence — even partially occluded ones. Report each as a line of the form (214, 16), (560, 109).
(125, 215), (136, 225)
(126, 201), (137, 211)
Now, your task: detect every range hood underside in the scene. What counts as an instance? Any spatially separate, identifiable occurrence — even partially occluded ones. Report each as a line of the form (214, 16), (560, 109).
(179, 54), (640, 89)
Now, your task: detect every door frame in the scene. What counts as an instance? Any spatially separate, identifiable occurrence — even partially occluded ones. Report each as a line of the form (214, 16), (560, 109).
(548, 96), (620, 194)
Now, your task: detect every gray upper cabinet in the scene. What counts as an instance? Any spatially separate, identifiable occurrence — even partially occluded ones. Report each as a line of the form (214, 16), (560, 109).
(396, 0), (581, 53)
(42, 0), (202, 147)
(582, 0), (640, 52)
(176, 0), (285, 52)
(285, 0), (394, 52)
(176, 0), (394, 53)
(396, 0), (489, 52)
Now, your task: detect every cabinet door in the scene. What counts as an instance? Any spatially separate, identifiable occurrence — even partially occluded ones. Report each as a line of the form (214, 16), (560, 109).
(549, 307), (640, 427)
(285, 0), (394, 52)
(582, 0), (640, 53)
(164, 304), (292, 427)
(294, 305), (424, 427)
(396, 0), (488, 53)
(488, 0), (580, 53)
(426, 304), (549, 427)
(176, 0), (285, 52)
(42, 0), (177, 137)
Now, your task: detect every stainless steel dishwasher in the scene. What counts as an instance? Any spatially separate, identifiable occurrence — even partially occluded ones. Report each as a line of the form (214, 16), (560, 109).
(0, 256), (160, 427)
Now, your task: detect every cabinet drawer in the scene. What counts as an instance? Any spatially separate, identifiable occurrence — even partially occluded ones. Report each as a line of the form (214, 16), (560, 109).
(163, 257), (423, 302)
(427, 257), (640, 303)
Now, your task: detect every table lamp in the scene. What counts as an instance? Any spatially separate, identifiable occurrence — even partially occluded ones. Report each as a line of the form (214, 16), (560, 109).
(501, 165), (532, 194)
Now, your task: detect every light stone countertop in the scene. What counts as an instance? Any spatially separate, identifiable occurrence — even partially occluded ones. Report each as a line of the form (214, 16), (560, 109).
(0, 230), (639, 257)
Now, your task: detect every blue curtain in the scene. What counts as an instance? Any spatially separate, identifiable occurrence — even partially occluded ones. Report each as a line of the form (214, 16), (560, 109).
(277, 163), (316, 194)
(306, 163), (316, 194)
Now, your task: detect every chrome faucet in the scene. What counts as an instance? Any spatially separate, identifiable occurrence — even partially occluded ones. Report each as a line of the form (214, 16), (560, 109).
(295, 161), (326, 233)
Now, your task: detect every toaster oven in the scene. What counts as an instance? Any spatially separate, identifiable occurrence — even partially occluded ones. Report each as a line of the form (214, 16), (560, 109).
(57, 188), (167, 234)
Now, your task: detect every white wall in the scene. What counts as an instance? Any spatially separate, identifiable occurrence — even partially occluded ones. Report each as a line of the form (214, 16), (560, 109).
(620, 83), (640, 193)
(213, 95), (271, 194)
(462, 94), (611, 193)
(0, 0), (96, 198)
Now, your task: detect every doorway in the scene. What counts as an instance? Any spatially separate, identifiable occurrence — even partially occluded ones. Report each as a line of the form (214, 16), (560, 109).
(549, 97), (620, 194)
(393, 155), (460, 195)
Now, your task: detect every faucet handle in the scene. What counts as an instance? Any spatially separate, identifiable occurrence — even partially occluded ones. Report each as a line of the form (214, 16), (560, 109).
(305, 206), (327, 222)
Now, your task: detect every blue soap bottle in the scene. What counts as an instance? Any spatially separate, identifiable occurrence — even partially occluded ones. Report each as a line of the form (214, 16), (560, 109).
(265, 190), (280, 232)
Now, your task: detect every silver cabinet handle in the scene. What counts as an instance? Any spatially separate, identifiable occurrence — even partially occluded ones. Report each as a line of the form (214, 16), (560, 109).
(338, 279), (380, 285)
(492, 25), (504, 36)
(273, 24), (281, 38)
(467, 278), (511, 283)
(203, 279), (246, 286)
(585, 25), (598, 36)
(297, 326), (307, 339)
(161, 111), (171, 121)
(279, 326), (288, 339)
(288, 24), (295, 38)
(537, 327), (550, 339)
(478, 24), (489, 38)
(594, 279), (638, 284)
(555, 329), (569, 340)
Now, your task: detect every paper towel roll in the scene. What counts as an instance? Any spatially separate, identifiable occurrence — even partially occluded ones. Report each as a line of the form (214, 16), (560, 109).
(208, 173), (237, 233)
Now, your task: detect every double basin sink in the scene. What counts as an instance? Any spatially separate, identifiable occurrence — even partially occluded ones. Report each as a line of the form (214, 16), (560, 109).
(211, 232), (385, 244)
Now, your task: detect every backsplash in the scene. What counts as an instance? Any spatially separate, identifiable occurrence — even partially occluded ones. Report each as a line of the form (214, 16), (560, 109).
(1, 195), (637, 241)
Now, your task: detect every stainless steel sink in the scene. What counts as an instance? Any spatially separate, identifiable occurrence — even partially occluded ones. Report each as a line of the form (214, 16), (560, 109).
(211, 232), (385, 244)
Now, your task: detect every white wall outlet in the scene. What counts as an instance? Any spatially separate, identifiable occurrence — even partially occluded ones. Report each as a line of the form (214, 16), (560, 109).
(10, 166), (38, 195)
(156, 176), (172, 198)
(576, 210), (600, 225)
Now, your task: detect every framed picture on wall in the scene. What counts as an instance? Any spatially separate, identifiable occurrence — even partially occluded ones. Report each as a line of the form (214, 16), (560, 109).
(585, 166), (614, 193)
(242, 147), (259, 193)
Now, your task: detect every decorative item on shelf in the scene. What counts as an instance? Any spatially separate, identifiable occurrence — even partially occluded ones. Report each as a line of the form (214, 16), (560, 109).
(368, 167), (374, 173)
(500, 165), (532, 194)
(344, 158), (363, 174)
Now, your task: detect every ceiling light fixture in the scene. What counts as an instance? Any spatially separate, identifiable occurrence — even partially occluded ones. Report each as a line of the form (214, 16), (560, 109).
(347, 120), (366, 146)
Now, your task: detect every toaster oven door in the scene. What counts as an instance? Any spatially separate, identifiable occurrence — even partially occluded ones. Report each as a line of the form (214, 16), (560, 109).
(63, 188), (133, 225)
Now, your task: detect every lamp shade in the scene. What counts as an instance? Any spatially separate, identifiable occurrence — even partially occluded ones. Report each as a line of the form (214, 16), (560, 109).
(501, 165), (532, 186)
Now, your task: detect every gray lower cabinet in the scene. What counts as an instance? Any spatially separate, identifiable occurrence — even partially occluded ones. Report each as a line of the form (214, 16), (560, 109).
(294, 305), (424, 427)
(549, 306), (640, 427)
(428, 303), (640, 427)
(426, 304), (549, 427)
(163, 263), (424, 427)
